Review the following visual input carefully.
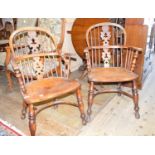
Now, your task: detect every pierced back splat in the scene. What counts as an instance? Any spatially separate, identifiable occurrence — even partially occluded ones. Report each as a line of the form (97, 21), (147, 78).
(86, 22), (126, 68)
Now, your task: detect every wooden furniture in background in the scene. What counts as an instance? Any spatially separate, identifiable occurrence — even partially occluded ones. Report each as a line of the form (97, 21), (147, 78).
(84, 22), (143, 121)
(125, 18), (144, 25)
(9, 27), (86, 136)
(0, 19), (15, 70)
(124, 18), (148, 89)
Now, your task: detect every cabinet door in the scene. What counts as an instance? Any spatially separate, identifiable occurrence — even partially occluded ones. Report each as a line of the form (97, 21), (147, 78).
(125, 18), (144, 25)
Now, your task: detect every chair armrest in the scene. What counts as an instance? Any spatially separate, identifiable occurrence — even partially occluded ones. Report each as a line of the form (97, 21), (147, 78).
(127, 46), (143, 53)
(62, 52), (77, 61)
(61, 53), (73, 78)
(125, 46), (143, 72)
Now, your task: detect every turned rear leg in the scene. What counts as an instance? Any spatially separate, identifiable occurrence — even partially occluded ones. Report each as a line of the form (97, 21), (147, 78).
(87, 81), (94, 122)
(132, 80), (140, 119)
(79, 70), (88, 80)
(6, 70), (13, 90)
(21, 101), (28, 119)
(76, 87), (87, 125)
(117, 83), (122, 96)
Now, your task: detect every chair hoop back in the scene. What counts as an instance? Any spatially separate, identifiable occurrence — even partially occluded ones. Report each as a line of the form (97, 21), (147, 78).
(9, 27), (69, 85)
(86, 22), (126, 47)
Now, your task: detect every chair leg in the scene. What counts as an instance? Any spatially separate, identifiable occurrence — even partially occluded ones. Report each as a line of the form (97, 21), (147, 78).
(87, 81), (94, 122)
(28, 104), (36, 136)
(117, 83), (122, 96)
(79, 70), (88, 80)
(76, 87), (87, 125)
(132, 80), (140, 119)
(6, 70), (13, 90)
(21, 101), (28, 120)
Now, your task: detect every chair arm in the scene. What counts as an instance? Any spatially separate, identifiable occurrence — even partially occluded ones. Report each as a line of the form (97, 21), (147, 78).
(127, 46), (143, 53)
(125, 46), (143, 72)
(61, 53), (75, 78)
(62, 52), (77, 61)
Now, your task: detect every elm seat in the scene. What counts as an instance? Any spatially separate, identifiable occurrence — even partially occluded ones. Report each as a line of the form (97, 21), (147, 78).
(88, 67), (138, 83)
(25, 77), (80, 103)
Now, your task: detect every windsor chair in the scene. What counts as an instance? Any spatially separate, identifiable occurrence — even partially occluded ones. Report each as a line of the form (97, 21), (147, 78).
(84, 22), (143, 121)
(9, 27), (86, 136)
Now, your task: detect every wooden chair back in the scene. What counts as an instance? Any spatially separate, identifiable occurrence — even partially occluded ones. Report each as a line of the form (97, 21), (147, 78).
(85, 22), (141, 72)
(9, 27), (70, 86)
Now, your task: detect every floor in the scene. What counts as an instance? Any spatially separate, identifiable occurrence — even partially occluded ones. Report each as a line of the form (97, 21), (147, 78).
(0, 55), (155, 136)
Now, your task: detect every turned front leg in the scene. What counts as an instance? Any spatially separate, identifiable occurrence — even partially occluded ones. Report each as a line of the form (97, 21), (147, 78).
(87, 81), (94, 122)
(28, 104), (36, 136)
(76, 87), (87, 125)
(117, 83), (122, 96)
(132, 80), (140, 119)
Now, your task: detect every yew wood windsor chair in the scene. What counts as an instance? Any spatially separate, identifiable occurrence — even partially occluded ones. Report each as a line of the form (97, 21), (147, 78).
(84, 22), (143, 121)
(9, 27), (86, 136)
